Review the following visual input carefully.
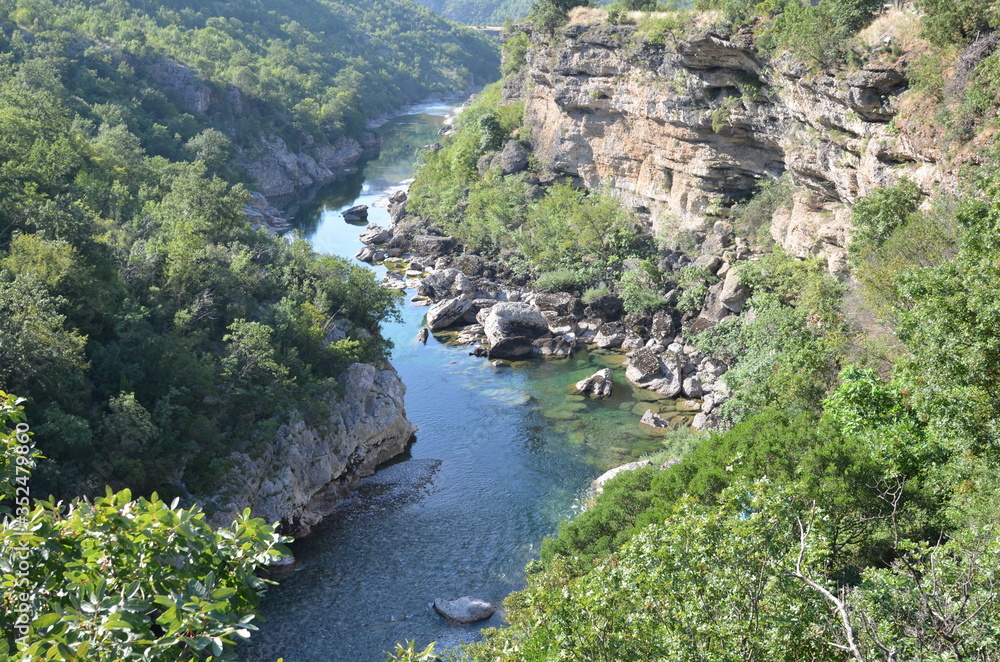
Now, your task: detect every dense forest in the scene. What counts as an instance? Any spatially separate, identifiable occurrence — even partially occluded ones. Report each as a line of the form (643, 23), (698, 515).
(394, 0), (1000, 660)
(414, 0), (534, 25)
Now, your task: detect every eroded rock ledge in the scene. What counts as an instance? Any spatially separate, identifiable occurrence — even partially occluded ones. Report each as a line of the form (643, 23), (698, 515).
(207, 363), (416, 537)
(505, 22), (947, 271)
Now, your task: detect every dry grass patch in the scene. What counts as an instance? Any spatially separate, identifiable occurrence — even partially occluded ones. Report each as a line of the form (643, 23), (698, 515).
(857, 8), (929, 55)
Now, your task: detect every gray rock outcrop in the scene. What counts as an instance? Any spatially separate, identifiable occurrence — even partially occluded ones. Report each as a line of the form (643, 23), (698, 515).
(426, 296), (474, 331)
(506, 23), (948, 271)
(359, 222), (390, 244)
(483, 302), (550, 359)
(206, 363), (416, 537)
(594, 460), (653, 493)
(625, 347), (683, 397)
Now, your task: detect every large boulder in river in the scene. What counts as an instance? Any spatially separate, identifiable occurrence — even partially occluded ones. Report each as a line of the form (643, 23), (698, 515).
(625, 347), (683, 397)
(419, 268), (474, 299)
(359, 223), (391, 244)
(342, 205), (369, 224)
(434, 596), (495, 624)
(575, 368), (613, 398)
(483, 302), (550, 360)
(594, 322), (626, 349)
(426, 296), (473, 331)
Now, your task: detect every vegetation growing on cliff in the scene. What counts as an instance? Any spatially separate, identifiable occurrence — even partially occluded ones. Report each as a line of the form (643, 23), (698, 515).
(409, 82), (647, 287)
(446, 168), (1000, 660)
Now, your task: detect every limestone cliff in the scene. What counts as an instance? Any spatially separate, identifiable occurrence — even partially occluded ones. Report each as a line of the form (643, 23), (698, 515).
(504, 21), (948, 270)
(206, 363), (416, 537)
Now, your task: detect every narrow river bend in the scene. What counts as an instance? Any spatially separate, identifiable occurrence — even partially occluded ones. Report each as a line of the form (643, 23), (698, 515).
(242, 102), (678, 662)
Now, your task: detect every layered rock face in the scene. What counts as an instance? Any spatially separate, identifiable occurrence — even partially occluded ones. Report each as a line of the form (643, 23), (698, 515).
(207, 363), (416, 537)
(506, 23), (943, 270)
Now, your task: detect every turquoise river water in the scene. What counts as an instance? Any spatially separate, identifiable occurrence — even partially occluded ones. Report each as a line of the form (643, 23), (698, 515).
(241, 103), (688, 662)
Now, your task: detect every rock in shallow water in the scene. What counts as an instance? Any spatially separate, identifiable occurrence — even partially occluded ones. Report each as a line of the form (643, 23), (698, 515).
(433, 596), (496, 624)
(575, 368), (613, 398)
(639, 409), (670, 428)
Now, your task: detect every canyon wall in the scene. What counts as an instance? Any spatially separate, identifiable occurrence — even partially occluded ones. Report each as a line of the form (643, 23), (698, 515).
(504, 22), (948, 270)
(207, 363), (416, 537)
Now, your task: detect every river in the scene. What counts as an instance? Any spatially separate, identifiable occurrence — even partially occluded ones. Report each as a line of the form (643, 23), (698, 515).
(242, 102), (687, 662)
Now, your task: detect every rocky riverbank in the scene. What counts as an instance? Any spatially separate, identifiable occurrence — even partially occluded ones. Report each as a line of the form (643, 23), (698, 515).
(206, 363), (416, 537)
(353, 189), (751, 431)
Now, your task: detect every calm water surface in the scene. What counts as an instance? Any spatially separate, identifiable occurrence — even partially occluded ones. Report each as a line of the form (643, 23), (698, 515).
(243, 103), (680, 662)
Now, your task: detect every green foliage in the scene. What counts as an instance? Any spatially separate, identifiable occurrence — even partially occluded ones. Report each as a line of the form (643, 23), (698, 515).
(0, 397), (289, 660)
(411, 84), (641, 283)
(892, 173), (1000, 453)
(694, 251), (847, 425)
(0, 0), (498, 164)
(850, 190), (958, 316)
(619, 260), (667, 315)
(501, 32), (530, 76)
(528, 0), (593, 32)
(850, 179), (922, 253)
(675, 264), (717, 314)
(729, 173), (792, 245)
(918, 0), (998, 47)
(580, 283), (610, 304)
(387, 640), (438, 661)
(534, 268), (587, 292)
(470, 480), (843, 662)
(756, 0), (881, 67)
(605, 3), (627, 25)
(0, 29), (405, 496)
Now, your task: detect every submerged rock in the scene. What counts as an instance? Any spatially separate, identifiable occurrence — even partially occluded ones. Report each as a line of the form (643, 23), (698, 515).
(433, 596), (495, 624)
(639, 409), (670, 428)
(417, 328), (429, 344)
(532, 335), (575, 357)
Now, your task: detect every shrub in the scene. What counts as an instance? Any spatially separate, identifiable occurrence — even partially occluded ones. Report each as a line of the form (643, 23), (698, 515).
(620, 262), (668, 315)
(582, 283), (611, 304)
(535, 268), (587, 292)
(501, 31), (530, 76)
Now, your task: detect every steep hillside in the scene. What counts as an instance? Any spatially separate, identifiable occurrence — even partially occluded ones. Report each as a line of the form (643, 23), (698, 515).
(396, 2), (1000, 660)
(0, 0), (499, 194)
